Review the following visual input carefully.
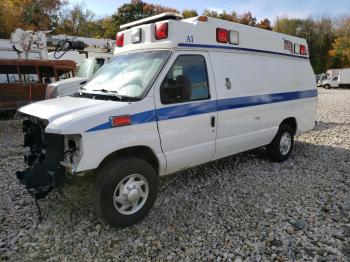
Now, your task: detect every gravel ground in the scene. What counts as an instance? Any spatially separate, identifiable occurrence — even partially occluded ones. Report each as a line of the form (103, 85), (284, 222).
(0, 88), (349, 261)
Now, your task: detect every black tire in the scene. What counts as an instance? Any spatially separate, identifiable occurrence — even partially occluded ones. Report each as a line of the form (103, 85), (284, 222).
(94, 157), (159, 227)
(266, 124), (294, 163)
(324, 84), (330, 89)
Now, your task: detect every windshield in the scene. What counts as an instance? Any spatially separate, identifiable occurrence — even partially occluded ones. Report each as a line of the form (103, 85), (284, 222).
(83, 50), (170, 98)
(77, 59), (101, 78)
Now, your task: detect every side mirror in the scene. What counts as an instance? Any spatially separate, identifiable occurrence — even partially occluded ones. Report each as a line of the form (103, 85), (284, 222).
(160, 75), (192, 104)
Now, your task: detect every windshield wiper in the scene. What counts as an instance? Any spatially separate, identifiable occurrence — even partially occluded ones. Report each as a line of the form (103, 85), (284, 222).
(92, 89), (122, 99)
(81, 89), (141, 101)
(92, 88), (117, 93)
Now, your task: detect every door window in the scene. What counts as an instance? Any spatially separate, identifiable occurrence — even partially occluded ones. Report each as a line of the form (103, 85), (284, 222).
(332, 76), (339, 81)
(160, 55), (210, 104)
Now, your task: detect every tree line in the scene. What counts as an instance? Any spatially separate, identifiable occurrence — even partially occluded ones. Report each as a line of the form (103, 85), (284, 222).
(0, 0), (349, 73)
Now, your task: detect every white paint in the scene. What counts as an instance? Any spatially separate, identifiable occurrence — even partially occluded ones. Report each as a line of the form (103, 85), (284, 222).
(18, 14), (317, 176)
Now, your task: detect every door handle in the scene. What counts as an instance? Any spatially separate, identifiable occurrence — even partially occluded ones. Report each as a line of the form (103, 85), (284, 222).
(210, 116), (216, 127)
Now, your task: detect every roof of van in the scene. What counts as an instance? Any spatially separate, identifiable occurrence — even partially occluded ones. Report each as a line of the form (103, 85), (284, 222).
(114, 13), (309, 60)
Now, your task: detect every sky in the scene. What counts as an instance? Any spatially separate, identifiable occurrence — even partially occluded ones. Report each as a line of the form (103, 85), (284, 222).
(71, 0), (350, 22)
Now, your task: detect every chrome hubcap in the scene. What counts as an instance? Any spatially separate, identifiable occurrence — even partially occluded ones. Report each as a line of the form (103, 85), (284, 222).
(113, 174), (149, 215)
(279, 132), (292, 155)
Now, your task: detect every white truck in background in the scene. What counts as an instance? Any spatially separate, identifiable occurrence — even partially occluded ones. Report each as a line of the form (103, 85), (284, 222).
(322, 68), (350, 89)
(316, 73), (327, 87)
(46, 57), (111, 99)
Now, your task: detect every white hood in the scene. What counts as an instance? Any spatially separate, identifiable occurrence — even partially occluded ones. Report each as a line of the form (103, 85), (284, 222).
(18, 96), (131, 134)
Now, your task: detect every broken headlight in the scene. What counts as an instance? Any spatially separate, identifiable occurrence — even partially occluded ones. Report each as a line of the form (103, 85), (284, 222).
(60, 134), (83, 173)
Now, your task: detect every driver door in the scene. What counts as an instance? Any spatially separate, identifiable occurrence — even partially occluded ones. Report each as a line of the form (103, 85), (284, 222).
(331, 76), (339, 88)
(154, 51), (217, 174)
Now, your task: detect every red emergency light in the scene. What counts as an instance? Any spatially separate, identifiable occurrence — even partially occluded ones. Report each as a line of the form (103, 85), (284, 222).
(116, 32), (124, 47)
(216, 28), (228, 43)
(300, 45), (306, 55)
(155, 23), (168, 40)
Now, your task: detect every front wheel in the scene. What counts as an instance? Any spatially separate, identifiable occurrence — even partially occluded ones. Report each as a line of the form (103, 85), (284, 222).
(94, 158), (159, 227)
(266, 124), (294, 162)
(324, 84), (330, 89)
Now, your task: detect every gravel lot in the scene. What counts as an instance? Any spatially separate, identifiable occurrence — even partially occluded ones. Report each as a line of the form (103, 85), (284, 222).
(0, 88), (349, 261)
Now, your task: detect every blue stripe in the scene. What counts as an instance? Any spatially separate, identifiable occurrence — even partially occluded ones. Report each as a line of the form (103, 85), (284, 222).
(132, 110), (157, 124)
(157, 100), (216, 120)
(85, 89), (317, 132)
(178, 43), (309, 60)
(217, 89), (317, 111)
(86, 122), (111, 132)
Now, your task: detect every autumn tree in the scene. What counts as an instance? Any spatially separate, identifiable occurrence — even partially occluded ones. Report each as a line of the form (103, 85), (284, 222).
(328, 18), (350, 68)
(203, 9), (259, 25)
(112, 0), (178, 28)
(0, 0), (65, 38)
(143, 3), (178, 16)
(219, 11), (238, 22)
(238, 12), (256, 26)
(257, 18), (272, 30)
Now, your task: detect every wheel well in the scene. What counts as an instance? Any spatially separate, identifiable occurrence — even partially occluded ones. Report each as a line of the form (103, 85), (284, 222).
(98, 146), (159, 174)
(281, 117), (297, 134)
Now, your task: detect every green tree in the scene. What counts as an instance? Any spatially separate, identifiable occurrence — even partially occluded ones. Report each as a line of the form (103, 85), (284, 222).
(55, 3), (96, 37)
(202, 9), (219, 18)
(182, 9), (198, 19)
(274, 16), (334, 73)
(101, 17), (119, 39)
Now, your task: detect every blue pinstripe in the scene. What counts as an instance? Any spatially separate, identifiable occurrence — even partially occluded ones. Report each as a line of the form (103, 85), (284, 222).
(85, 89), (317, 132)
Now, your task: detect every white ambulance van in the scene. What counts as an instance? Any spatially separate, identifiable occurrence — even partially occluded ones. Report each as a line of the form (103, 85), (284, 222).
(16, 13), (317, 227)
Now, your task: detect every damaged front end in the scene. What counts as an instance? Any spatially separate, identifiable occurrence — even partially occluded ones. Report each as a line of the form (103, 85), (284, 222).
(16, 116), (81, 199)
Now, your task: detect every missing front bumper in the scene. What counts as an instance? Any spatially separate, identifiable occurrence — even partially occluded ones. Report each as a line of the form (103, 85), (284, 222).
(16, 118), (67, 199)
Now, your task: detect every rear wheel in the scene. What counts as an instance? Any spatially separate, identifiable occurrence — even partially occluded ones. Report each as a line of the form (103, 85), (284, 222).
(266, 124), (294, 162)
(94, 157), (159, 227)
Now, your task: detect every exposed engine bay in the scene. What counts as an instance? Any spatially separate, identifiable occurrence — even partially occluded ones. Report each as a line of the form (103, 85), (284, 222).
(16, 115), (81, 199)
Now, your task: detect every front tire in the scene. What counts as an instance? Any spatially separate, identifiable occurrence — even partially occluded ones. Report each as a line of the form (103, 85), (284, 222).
(324, 84), (330, 89)
(266, 124), (294, 162)
(94, 158), (159, 227)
